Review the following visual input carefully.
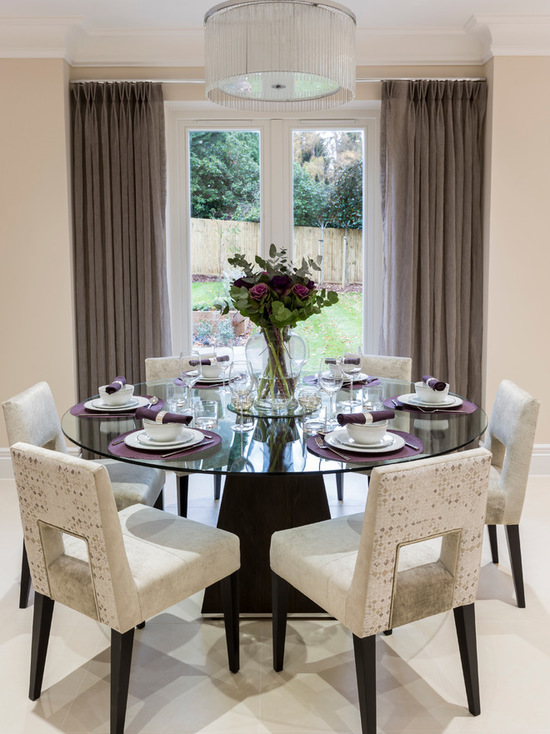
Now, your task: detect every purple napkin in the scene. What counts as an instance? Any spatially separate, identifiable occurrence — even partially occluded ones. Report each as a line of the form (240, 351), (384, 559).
(337, 409), (395, 426)
(105, 376), (127, 394)
(422, 374), (447, 391)
(343, 357), (360, 365)
(135, 407), (192, 425)
(189, 356), (230, 366)
(324, 357), (338, 364)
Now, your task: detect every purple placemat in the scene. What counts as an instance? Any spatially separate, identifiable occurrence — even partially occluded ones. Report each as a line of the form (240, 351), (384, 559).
(303, 375), (381, 388)
(306, 430), (423, 463)
(194, 381), (224, 390)
(108, 429), (222, 460)
(70, 397), (164, 418)
(384, 395), (478, 415)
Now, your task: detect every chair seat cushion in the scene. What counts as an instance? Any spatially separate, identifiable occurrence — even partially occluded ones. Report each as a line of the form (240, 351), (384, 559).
(118, 505), (240, 622)
(271, 513), (364, 624)
(485, 465), (506, 525)
(94, 459), (165, 510)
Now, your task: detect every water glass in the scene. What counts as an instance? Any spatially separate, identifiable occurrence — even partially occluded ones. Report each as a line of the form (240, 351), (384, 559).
(194, 400), (218, 431)
(318, 358), (344, 430)
(166, 382), (187, 413)
(362, 384), (384, 411)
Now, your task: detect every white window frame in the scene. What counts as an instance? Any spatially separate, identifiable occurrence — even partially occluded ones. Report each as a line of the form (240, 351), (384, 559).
(166, 102), (382, 356)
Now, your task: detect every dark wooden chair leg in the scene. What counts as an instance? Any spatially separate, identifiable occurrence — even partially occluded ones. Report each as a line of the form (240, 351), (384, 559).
(177, 475), (189, 517)
(20, 542), (32, 609)
(382, 629), (393, 636)
(487, 525), (499, 564)
(353, 634), (377, 734)
(336, 473), (344, 501)
(505, 524), (525, 608)
(136, 621), (145, 629)
(111, 628), (135, 734)
(153, 490), (164, 510)
(220, 571), (240, 673)
(272, 572), (290, 672)
(29, 592), (54, 700)
(214, 473), (222, 500)
(453, 603), (481, 716)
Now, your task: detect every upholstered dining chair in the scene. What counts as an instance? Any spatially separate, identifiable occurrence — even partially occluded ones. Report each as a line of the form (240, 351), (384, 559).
(2, 381), (166, 608)
(270, 448), (492, 734)
(145, 355), (223, 506)
(336, 353), (413, 501)
(482, 379), (540, 608)
(10, 442), (240, 734)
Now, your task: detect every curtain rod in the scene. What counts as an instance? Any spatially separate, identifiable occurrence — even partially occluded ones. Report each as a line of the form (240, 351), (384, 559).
(70, 77), (486, 85)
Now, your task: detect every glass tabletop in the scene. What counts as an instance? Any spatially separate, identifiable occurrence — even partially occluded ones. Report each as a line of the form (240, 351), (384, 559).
(61, 378), (488, 477)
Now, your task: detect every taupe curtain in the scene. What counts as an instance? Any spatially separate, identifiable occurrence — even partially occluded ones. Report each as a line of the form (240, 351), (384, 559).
(379, 80), (487, 406)
(72, 82), (171, 400)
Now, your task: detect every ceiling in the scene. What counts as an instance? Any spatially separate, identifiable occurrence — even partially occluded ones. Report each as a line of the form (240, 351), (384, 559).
(1, 0), (550, 67)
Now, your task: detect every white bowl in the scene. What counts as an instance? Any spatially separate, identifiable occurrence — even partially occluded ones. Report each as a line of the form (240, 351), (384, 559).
(414, 381), (450, 404)
(142, 418), (188, 443)
(98, 384), (134, 406)
(202, 362), (223, 379)
(346, 420), (388, 445)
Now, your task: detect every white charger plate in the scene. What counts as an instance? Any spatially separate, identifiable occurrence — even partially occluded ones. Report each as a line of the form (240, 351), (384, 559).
(398, 393), (463, 409)
(342, 372), (368, 383)
(125, 428), (204, 451)
(196, 375), (227, 383)
(326, 428), (405, 454)
(84, 395), (150, 412)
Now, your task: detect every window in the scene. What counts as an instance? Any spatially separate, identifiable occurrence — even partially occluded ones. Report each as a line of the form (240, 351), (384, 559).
(166, 105), (382, 359)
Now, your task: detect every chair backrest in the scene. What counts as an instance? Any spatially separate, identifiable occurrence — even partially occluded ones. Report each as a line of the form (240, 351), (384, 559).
(145, 355), (199, 382)
(360, 354), (412, 382)
(10, 442), (141, 633)
(345, 448), (491, 638)
(2, 381), (68, 453)
(482, 379), (540, 523)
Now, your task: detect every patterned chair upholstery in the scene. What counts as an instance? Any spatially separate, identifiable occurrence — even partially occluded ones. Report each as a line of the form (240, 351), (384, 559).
(10, 442), (240, 734)
(145, 355), (222, 506)
(482, 379), (540, 607)
(2, 381), (165, 608)
(270, 448), (492, 734)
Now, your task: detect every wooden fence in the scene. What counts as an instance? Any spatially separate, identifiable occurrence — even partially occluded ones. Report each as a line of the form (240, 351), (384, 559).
(190, 218), (362, 285)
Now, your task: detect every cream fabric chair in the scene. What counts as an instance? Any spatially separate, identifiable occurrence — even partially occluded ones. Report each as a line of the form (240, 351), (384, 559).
(336, 353), (412, 501)
(271, 448), (491, 734)
(482, 379), (540, 607)
(2, 382), (166, 608)
(145, 355), (223, 506)
(10, 442), (240, 734)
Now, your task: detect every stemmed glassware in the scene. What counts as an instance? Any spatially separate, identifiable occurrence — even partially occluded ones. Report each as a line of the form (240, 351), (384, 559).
(318, 358), (344, 431)
(340, 349), (363, 409)
(179, 350), (202, 412)
(229, 360), (255, 432)
(215, 344), (234, 394)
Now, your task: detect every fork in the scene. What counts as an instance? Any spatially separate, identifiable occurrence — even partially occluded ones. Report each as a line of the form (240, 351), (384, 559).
(314, 435), (351, 461)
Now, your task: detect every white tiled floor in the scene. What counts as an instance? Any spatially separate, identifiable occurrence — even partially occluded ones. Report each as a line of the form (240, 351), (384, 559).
(1, 472), (549, 733)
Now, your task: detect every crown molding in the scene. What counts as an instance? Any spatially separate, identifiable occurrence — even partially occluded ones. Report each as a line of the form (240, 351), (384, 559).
(0, 14), (549, 67)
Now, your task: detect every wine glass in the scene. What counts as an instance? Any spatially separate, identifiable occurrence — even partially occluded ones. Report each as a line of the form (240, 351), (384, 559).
(318, 358), (344, 431)
(229, 360), (255, 432)
(179, 350), (202, 411)
(340, 349), (362, 409)
(215, 344), (234, 394)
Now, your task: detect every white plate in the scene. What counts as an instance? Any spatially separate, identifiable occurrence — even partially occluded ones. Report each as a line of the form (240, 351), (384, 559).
(196, 375), (227, 383)
(124, 428), (205, 451)
(137, 428), (194, 447)
(335, 431), (395, 450)
(397, 393), (463, 409)
(84, 395), (150, 412)
(342, 372), (368, 383)
(326, 429), (406, 454)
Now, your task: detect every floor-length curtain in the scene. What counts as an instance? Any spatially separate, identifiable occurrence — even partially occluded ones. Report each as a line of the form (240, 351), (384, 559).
(379, 80), (487, 407)
(72, 82), (171, 400)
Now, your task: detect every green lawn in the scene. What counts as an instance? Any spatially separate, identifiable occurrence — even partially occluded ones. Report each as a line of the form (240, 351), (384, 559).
(192, 281), (362, 363)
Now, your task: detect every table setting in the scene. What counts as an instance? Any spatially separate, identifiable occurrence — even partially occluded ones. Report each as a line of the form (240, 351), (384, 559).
(384, 374), (478, 415)
(69, 376), (162, 418)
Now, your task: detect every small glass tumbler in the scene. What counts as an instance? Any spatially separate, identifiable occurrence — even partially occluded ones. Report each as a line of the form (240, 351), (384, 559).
(166, 382), (188, 413)
(362, 384), (384, 411)
(194, 400), (218, 431)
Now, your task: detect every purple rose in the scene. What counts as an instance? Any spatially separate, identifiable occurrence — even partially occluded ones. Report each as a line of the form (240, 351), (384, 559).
(269, 274), (293, 294)
(306, 279), (316, 290)
(234, 277), (251, 289)
(292, 283), (310, 300)
(249, 282), (269, 301)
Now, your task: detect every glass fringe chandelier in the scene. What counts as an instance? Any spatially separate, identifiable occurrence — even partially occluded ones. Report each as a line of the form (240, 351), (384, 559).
(204, 0), (356, 110)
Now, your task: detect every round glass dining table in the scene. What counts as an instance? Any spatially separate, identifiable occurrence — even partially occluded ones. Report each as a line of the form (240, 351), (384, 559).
(62, 378), (487, 614)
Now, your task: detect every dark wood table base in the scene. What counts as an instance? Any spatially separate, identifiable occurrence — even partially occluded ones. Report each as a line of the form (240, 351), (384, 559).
(202, 472), (331, 614)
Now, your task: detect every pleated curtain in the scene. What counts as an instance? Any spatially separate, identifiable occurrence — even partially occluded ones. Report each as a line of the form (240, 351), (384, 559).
(72, 82), (171, 400)
(379, 80), (487, 407)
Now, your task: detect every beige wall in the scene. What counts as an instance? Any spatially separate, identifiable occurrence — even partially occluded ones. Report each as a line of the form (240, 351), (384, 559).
(484, 56), (550, 443)
(0, 59), (75, 447)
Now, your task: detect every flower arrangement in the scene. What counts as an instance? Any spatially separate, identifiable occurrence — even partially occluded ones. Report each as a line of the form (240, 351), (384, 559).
(223, 245), (339, 409)
(223, 244), (338, 329)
